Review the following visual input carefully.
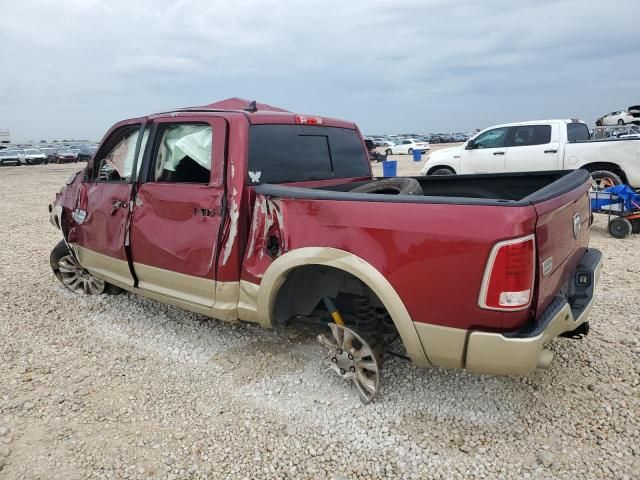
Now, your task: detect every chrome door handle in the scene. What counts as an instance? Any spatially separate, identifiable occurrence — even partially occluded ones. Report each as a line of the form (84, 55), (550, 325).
(111, 200), (127, 215)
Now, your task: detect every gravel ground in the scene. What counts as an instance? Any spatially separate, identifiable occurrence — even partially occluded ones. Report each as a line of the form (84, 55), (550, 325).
(0, 162), (638, 479)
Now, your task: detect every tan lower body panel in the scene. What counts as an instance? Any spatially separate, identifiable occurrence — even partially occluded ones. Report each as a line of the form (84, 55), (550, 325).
(75, 245), (135, 288)
(413, 322), (468, 369)
(74, 245), (242, 322)
(134, 262), (216, 307)
(237, 280), (260, 324)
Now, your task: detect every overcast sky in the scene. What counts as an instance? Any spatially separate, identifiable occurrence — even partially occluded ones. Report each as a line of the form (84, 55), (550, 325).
(1, 0), (639, 142)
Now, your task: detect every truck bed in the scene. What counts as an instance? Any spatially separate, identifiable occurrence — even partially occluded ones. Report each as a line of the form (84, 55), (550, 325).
(256, 170), (590, 205)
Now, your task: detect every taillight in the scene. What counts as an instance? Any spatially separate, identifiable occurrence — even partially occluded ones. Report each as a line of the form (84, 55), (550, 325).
(479, 235), (536, 311)
(294, 114), (323, 125)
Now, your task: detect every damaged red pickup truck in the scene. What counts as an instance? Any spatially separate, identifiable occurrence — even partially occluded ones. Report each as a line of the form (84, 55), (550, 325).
(49, 98), (602, 402)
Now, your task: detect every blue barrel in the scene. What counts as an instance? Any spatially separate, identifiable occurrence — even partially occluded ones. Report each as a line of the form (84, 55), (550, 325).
(382, 160), (397, 177)
(412, 149), (422, 161)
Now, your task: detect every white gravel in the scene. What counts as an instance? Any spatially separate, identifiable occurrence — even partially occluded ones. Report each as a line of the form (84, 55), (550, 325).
(0, 162), (638, 479)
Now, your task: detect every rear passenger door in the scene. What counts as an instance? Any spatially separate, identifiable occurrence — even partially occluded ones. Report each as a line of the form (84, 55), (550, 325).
(505, 124), (560, 173)
(128, 116), (227, 307)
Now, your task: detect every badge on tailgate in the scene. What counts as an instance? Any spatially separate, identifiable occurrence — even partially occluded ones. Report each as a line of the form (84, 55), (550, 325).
(573, 213), (581, 240)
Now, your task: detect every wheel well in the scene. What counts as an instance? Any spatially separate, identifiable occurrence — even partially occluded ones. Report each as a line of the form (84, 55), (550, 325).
(273, 265), (386, 325)
(427, 165), (456, 175)
(580, 163), (628, 184)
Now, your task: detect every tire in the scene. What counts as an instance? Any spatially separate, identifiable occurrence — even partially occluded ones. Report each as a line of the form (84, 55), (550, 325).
(407, 148), (414, 155)
(386, 149), (392, 156)
(50, 240), (123, 294)
(617, 119), (624, 125)
(429, 167), (455, 176)
(351, 177), (423, 196)
(608, 217), (632, 239)
(589, 170), (622, 191)
(631, 219), (640, 234)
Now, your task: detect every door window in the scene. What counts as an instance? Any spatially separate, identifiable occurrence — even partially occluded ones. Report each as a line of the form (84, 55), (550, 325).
(93, 125), (148, 182)
(152, 124), (212, 183)
(474, 127), (509, 149)
(511, 125), (551, 146)
(567, 123), (590, 142)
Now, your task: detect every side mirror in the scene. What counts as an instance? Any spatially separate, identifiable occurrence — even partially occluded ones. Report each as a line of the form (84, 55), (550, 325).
(465, 139), (476, 150)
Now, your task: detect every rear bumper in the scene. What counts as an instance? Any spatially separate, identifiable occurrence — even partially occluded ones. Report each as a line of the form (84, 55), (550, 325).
(465, 249), (603, 375)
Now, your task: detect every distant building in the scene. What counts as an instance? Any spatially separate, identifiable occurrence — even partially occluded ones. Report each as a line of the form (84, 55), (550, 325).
(0, 129), (10, 144)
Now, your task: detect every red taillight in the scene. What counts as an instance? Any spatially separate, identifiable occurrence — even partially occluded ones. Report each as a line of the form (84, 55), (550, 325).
(479, 235), (536, 311)
(294, 114), (323, 125)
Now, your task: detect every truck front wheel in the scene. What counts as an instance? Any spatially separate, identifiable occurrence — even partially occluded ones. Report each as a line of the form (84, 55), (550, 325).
(50, 240), (122, 295)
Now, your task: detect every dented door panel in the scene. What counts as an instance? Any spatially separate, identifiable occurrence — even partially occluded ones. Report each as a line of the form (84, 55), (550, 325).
(128, 116), (227, 306)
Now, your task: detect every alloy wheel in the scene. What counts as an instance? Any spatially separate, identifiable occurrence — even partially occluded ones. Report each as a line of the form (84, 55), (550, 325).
(57, 254), (105, 294)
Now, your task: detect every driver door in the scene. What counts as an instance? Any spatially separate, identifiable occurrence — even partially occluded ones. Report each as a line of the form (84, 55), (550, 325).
(74, 120), (149, 288)
(460, 126), (510, 174)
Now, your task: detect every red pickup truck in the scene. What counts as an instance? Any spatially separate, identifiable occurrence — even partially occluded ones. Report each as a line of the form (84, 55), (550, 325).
(49, 98), (602, 402)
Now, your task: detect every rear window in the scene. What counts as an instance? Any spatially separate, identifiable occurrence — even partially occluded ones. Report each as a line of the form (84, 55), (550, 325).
(247, 125), (369, 184)
(511, 125), (552, 146)
(567, 122), (590, 142)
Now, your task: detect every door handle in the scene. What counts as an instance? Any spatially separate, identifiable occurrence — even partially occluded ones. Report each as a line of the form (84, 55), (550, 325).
(192, 207), (220, 217)
(493, 151), (505, 155)
(544, 149), (558, 154)
(111, 200), (127, 215)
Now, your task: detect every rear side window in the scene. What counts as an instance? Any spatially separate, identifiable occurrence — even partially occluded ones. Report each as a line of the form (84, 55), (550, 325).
(247, 125), (369, 184)
(511, 125), (551, 146)
(151, 123), (212, 184)
(567, 123), (590, 142)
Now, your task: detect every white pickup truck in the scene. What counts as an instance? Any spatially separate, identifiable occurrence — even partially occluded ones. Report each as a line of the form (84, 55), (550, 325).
(420, 119), (640, 189)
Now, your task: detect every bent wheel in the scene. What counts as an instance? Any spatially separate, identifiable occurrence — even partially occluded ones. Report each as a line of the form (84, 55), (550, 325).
(317, 323), (380, 404)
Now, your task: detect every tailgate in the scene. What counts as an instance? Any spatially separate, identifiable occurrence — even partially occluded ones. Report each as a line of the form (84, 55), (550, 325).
(532, 175), (591, 313)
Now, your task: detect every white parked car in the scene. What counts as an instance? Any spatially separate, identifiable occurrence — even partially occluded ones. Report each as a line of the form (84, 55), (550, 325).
(597, 111), (636, 126)
(0, 149), (23, 166)
(385, 138), (430, 155)
(23, 148), (48, 165)
(420, 119), (640, 189)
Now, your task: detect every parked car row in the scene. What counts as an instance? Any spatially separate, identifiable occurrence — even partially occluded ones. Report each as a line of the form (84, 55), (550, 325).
(365, 131), (471, 150)
(0, 144), (97, 166)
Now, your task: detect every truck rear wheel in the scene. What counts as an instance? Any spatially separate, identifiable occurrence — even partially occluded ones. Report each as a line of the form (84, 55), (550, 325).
(590, 170), (622, 191)
(351, 178), (423, 195)
(608, 217), (632, 239)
